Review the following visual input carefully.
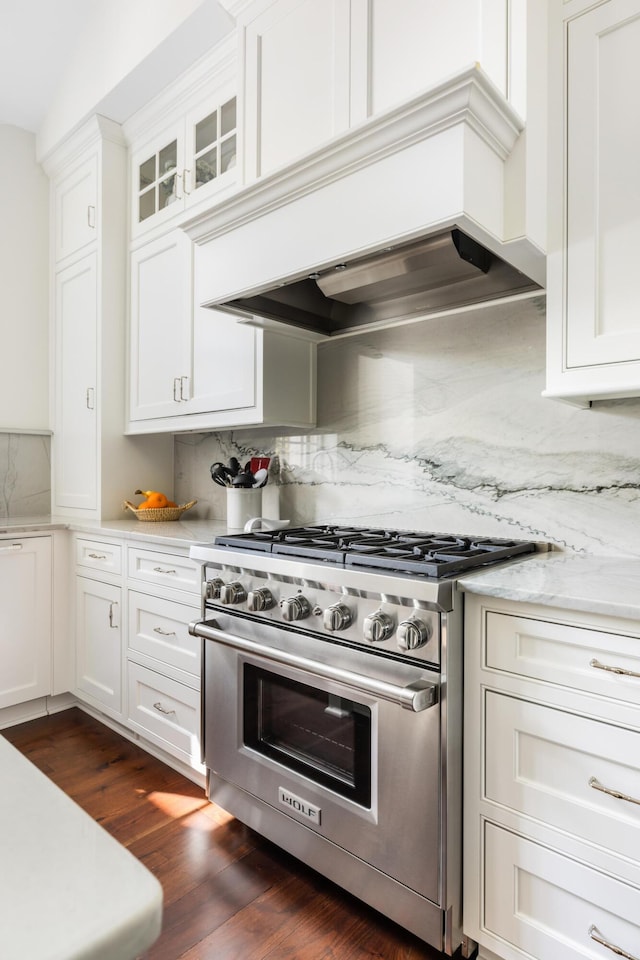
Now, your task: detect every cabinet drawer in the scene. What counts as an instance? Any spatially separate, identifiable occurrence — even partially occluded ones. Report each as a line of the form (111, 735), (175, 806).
(485, 691), (640, 865)
(127, 662), (200, 766)
(127, 546), (200, 595)
(484, 822), (640, 960)
(485, 612), (640, 708)
(75, 538), (122, 575)
(128, 591), (200, 679)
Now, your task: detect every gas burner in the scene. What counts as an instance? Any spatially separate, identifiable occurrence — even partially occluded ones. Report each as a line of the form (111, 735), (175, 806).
(214, 526), (537, 578)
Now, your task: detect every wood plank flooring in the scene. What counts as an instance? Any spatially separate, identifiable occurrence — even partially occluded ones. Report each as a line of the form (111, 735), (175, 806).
(4, 708), (454, 959)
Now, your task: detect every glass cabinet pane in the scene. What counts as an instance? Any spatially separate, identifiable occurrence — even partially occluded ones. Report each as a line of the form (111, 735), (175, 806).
(196, 150), (217, 188)
(159, 140), (177, 176)
(195, 112), (217, 153)
(139, 156), (156, 190)
(139, 189), (156, 222)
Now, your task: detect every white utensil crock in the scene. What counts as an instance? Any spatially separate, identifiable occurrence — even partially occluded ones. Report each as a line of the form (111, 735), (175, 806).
(226, 488), (262, 530)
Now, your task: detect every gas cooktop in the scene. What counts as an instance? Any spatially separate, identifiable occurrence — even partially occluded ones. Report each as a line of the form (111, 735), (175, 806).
(213, 524), (538, 579)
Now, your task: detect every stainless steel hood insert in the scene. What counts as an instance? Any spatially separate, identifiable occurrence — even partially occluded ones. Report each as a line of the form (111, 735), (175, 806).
(219, 229), (541, 336)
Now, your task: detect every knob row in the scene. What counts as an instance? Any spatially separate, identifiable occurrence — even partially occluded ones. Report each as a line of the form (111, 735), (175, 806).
(205, 579), (431, 650)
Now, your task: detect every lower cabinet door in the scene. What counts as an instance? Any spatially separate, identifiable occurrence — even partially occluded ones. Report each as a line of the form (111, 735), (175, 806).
(484, 822), (640, 960)
(75, 576), (122, 716)
(0, 537), (52, 708)
(127, 662), (201, 767)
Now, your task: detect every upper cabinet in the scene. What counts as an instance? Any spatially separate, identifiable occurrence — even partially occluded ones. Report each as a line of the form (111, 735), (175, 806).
(130, 86), (238, 239)
(52, 152), (98, 264)
(43, 116), (174, 520)
(240, 0), (528, 180)
(124, 38), (318, 435)
(546, 0), (640, 404)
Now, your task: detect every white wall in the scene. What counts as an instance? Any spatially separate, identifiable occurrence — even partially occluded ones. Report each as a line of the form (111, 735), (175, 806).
(37, 0), (234, 159)
(0, 126), (49, 432)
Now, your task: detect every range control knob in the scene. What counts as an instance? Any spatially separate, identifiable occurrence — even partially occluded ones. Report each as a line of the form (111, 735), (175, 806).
(281, 595), (311, 622)
(247, 587), (275, 612)
(323, 602), (352, 632)
(204, 577), (224, 600)
(397, 617), (431, 651)
(363, 610), (395, 643)
(219, 581), (247, 605)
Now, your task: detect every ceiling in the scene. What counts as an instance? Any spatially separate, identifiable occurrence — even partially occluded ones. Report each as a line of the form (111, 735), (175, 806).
(0, 0), (101, 132)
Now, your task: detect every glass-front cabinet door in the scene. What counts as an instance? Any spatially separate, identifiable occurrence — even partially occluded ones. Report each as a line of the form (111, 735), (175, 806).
(190, 96), (237, 194)
(131, 89), (238, 238)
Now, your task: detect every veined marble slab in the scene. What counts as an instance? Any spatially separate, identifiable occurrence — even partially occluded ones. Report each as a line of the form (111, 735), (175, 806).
(460, 552), (640, 622)
(175, 296), (640, 558)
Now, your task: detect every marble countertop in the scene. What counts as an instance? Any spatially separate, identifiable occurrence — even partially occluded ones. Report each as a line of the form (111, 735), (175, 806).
(0, 735), (162, 960)
(0, 515), (228, 550)
(459, 550), (640, 621)
(2, 518), (640, 621)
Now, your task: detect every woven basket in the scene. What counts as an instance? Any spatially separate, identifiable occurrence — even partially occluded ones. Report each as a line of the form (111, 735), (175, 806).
(123, 499), (197, 522)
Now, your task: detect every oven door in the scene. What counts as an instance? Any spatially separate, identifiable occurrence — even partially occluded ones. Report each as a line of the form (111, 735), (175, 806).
(194, 613), (442, 904)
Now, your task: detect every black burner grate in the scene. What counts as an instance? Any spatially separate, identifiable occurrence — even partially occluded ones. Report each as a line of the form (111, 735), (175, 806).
(214, 526), (537, 578)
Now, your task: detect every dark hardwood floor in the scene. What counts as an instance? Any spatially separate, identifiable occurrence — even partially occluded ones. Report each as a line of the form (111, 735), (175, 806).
(4, 708), (451, 959)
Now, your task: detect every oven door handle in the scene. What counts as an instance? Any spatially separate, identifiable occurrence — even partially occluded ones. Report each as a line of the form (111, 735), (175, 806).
(189, 619), (438, 712)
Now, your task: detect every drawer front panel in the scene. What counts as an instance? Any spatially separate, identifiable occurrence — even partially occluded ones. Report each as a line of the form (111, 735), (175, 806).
(75, 538), (122, 575)
(127, 662), (200, 764)
(485, 611), (640, 708)
(484, 822), (640, 960)
(485, 691), (640, 863)
(128, 591), (200, 679)
(128, 546), (200, 595)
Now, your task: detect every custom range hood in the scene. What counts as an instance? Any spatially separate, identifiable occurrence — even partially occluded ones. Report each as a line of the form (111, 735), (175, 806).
(216, 228), (540, 336)
(183, 66), (546, 339)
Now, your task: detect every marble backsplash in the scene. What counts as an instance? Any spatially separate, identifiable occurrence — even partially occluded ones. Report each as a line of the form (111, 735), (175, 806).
(0, 433), (50, 518)
(175, 295), (640, 557)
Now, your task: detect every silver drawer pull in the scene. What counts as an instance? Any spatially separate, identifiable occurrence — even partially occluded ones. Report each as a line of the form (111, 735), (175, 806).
(153, 701), (176, 717)
(153, 566), (177, 574)
(589, 776), (640, 807)
(153, 626), (176, 637)
(590, 658), (640, 680)
(589, 924), (639, 960)
(88, 552), (107, 560)
(0, 543), (23, 552)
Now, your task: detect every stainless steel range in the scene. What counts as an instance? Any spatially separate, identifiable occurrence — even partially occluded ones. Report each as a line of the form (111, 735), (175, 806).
(189, 526), (540, 954)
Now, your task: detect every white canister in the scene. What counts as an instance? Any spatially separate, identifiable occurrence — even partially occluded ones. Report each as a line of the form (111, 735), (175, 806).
(226, 487), (263, 530)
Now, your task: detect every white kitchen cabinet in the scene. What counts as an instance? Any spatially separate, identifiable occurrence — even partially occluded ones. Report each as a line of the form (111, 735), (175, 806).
(52, 151), (97, 265)
(0, 537), (51, 710)
(127, 233), (316, 433)
(126, 544), (203, 775)
(75, 575), (123, 718)
(546, 0), (640, 403)
(463, 596), (640, 960)
(129, 230), (192, 421)
(240, 0), (527, 180)
(44, 115), (174, 520)
(53, 255), (98, 512)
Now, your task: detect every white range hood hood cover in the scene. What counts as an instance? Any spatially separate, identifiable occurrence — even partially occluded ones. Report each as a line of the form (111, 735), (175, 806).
(183, 64), (545, 339)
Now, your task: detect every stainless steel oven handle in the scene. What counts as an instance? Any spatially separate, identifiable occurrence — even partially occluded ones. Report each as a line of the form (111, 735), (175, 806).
(189, 619), (438, 712)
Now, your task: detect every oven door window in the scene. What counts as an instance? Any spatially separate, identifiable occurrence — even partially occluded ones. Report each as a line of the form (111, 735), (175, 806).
(243, 664), (371, 807)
